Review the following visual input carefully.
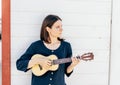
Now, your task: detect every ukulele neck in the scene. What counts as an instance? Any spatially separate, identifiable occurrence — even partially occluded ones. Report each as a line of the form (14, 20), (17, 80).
(53, 58), (72, 65)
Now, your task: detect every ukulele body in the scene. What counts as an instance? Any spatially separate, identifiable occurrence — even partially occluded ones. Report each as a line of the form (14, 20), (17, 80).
(31, 54), (59, 76)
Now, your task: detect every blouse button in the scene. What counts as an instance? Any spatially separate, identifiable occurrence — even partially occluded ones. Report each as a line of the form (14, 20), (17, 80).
(50, 78), (52, 80)
(51, 72), (54, 75)
(51, 50), (54, 52)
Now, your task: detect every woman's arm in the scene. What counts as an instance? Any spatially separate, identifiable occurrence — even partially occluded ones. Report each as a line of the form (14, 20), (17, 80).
(67, 57), (80, 73)
(27, 57), (52, 69)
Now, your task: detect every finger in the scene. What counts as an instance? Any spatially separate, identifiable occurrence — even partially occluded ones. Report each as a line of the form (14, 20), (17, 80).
(72, 57), (75, 62)
(74, 57), (79, 61)
(47, 60), (52, 66)
(73, 58), (80, 63)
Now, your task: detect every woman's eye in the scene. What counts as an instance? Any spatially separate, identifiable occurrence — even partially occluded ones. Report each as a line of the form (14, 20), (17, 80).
(55, 27), (59, 30)
(54, 26), (62, 30)
(56, 28), (59, 29)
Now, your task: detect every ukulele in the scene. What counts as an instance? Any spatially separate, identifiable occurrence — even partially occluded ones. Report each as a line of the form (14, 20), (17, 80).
(31, 52), (94, 76)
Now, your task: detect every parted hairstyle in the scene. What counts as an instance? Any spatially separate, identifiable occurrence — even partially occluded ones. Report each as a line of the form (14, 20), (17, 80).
(40, 14), (64, 43)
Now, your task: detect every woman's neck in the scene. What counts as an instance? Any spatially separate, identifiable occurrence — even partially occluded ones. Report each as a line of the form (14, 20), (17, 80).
(44, 37), (61, 50)
(50, 37), (59, 44)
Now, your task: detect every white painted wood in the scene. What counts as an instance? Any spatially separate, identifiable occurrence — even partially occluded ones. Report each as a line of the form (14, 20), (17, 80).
(11, 0), (111, 85)
(110, 0), (120, 85)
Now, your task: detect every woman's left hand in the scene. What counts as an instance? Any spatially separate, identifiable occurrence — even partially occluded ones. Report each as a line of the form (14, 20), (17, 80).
(66, 57), (80, 73)
(71, 57), (80, 67)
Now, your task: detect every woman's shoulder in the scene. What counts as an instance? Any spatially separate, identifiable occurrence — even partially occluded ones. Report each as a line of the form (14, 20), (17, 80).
(30, 40), (43, 46)
(62, 40), (71, 46)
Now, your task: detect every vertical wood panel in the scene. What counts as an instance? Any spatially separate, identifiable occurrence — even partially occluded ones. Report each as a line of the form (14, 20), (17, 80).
(2, 0), (11, 85)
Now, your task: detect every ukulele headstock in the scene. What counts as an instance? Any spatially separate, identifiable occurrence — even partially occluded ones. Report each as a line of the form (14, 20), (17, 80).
(77, 52), (94, 61)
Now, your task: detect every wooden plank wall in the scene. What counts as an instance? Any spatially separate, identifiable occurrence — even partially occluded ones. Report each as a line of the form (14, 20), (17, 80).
(11, 0), (112, 85)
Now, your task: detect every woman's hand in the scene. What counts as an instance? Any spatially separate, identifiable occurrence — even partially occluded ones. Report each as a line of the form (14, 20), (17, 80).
(39, 58), (52, 70)
(28, 57), (52, 69)
(70, 57), (80, 67)
(67, 57), (80, 73)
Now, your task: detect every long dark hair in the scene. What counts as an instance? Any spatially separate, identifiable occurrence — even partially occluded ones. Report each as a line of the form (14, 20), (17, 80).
(40, 14), (64, 43)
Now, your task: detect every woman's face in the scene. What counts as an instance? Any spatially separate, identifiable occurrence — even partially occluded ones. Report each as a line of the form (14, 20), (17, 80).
(47, 20), (63, 38)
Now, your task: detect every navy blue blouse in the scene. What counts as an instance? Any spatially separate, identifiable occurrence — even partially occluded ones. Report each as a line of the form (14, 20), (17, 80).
(16, 40), (73, 85)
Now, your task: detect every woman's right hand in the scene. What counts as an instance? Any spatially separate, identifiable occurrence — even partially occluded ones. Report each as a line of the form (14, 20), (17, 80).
(28, 57), (52, 69)
(38, 58), (52, 70)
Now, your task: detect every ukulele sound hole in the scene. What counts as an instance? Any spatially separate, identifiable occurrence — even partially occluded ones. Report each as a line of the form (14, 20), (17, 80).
(39, 65), (42, 70)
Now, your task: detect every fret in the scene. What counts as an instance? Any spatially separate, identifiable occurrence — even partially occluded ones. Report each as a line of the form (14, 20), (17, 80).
(53, 58), (72, 65)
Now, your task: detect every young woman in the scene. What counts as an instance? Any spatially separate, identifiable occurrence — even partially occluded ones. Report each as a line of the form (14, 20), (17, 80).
(16, 14), (80, 85)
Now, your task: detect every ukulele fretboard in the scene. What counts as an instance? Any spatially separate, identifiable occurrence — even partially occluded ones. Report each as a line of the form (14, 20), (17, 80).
(53, 58), (72, 65)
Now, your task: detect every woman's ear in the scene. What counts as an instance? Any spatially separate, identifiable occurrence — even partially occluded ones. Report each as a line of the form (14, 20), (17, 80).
(46, 27), (51, 33)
